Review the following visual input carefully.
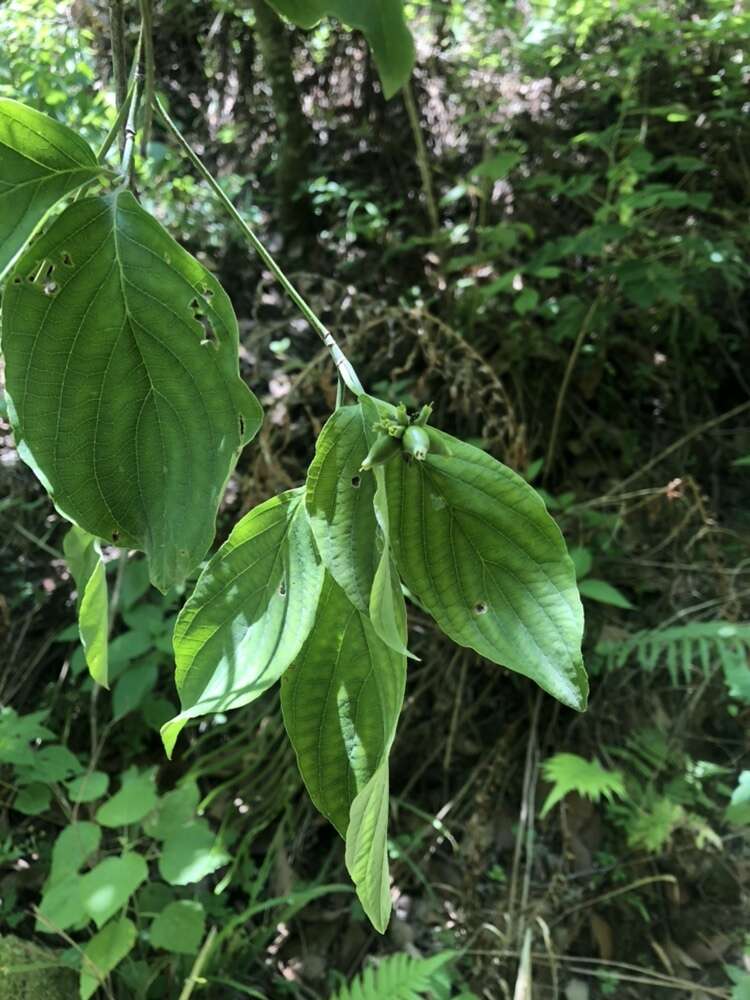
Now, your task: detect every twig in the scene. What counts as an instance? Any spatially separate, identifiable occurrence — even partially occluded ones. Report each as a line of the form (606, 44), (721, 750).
(544, 295), (600, 484)
(109, 0), (127, 114)
(403, 82), (440, 234)
(153, 95), (364, 398)
(138, 0), (155, 154)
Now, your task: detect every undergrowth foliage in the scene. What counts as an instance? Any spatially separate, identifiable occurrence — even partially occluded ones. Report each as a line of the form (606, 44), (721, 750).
(0, 7), (587, 943)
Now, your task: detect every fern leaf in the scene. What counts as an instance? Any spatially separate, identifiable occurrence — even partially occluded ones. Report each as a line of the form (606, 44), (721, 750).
(540, 754), (627, 818)
(331, 951), (457, 1000)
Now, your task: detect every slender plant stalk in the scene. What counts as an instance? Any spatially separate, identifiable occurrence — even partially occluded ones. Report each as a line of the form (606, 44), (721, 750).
(119, 66), (142, 181)
(154, 95), (364, 397)
(403, 82), (440, 234)
(109, 0), (127, 114)
(179, 927), (218, 1000)
(138, 0), (155, 154)
(543, 294), (601, 485)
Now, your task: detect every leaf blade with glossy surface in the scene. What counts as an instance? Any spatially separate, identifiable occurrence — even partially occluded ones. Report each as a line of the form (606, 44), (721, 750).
(2, 192), (263, 592)
(385, 429), (587, 710)
(163, 488), (324, 755)
(0, 98), (103, 279)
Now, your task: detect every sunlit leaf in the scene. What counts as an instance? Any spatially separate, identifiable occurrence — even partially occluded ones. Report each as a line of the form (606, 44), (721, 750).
(345, 760), (391, 933)
(80, 918), (136, 1000)
(164, 489), (324, 755)
(384, 429), (587, 710)
(79, 853), (148, 928)
(2, 191), (263, 592)
(95, 767), (158, 827)
(159, 820), (230, 885)
(63, 525), (109, 686)
(0, 98), (103, 279)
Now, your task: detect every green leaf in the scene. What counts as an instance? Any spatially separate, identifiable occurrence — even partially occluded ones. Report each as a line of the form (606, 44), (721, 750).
(66, 771), (110, 803)
(384, 429), (587, 710)
(0, 98), (103, 280)
(47, 822), (101, 888)
(725, 771), (750, 827)
(63, 525), (109, 686)
(577, 578), (635, 610)
(306, 405), (379, 614)
(79, 852), (148, 928)
(95, 768), (158, 827)
(143, 780), (200, 840)
(17, 744), (82, 784)
(568, 546), (592, 581)
(471, 152), (522, 180)
(540, 753), (627, 818)
(331, 950), (457, 1000)
(267, 0), (415, 99)
(36, 874), (88, 933)
(150, 900), (205, 954)
(14, 782), (51, 815)
(159, 820), (230, 885)
(282, 574), (405, 837)
(79, 917), (137, 1000)
(345, 760), (391, 933)
(112, 662), (157, 720)
(163, 488), (323, 755)
(1, 191), (263, 592)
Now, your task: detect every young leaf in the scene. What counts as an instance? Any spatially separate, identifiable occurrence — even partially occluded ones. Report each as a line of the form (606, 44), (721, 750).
(345, 760), (391, 933)
(0, 98), (103, 280)
(306, 405), (378, 614)
(266, 0), (415, 99)
(80, 918), (137, 1000)
(149, 900), (205, 954)
(577, 578), (635, 609)
(540, 753), (627, 818)
(2, 192), (263, 592)
(79, 853), (148, 928)
(63, 525), (109, 687)
(281, 573), (406, 837)
(384, 429), (587, 711)
(163, 488), (324, 755)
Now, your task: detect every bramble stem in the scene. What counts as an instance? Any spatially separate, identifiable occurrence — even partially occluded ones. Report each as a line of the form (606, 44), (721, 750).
(154, 95), (365, 398)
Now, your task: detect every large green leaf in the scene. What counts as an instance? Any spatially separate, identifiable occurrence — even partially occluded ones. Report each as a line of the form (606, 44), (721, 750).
(345, 760), (391, 933)
(281, 573), (405, 836)
(0, 98), (103, 280)
(63, 525), (109, 686)
(266, 0), (415, 99)
(306, 405), (378, 614)
(163, 488), (324, 755)
(80, 918), (136, 1000)
(2, 191), (263, 592)
(384, 430), (587, 710)
(79, 852), (148, 928)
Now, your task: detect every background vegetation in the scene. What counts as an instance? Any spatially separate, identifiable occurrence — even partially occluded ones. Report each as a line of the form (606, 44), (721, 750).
(0, 0), (748, 997)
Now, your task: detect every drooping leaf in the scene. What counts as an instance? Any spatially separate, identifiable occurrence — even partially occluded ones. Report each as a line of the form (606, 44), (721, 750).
(345, 760), (391, 933)
(306, 405), (378, 614)
(163, 488), (323, 755)
(2, 191), (263, 592)
(266, 0), (415, 99)
(281, 573), (405, 837)
(0, 98), (104, 280)
(63, 525), (109, 686)
(79, 852), (148, 928)
(158, 820), (230, 885)
(384, 429), (587, 710)
(95, 767), (158, 827)
(150, 900), (205, 954)
(79, 917), (137, 1000)
(725, 771), (750, 827)
(112, 662), (158, 719)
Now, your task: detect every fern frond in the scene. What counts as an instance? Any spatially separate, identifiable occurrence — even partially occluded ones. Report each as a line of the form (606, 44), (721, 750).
(540, 753), (627, 817)
(596, 621), (750, 687)
(330, 951), (457, 1000)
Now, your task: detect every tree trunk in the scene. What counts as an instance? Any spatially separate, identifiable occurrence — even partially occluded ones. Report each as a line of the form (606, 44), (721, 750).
(250, 0), (314, 236)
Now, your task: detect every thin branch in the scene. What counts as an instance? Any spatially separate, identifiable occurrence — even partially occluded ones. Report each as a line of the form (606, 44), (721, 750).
(403, 82), (440, 234)
(154, 95), (364, 397)
(138, 0), (155, 155)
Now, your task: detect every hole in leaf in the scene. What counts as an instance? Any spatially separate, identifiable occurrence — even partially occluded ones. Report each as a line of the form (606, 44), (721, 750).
(473, 601), (488, 615)
(190, 297), (217, 347)
(111, 530), (120, 542)
(44, 282), (58, 296)
(12, 276), (22, 284)
(351, 476), (361, 489)
(238, 415), (246, 438)
(199, 283), (214, 299)
(61, 252), (73, 267)
(278, 580), (286, 597)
